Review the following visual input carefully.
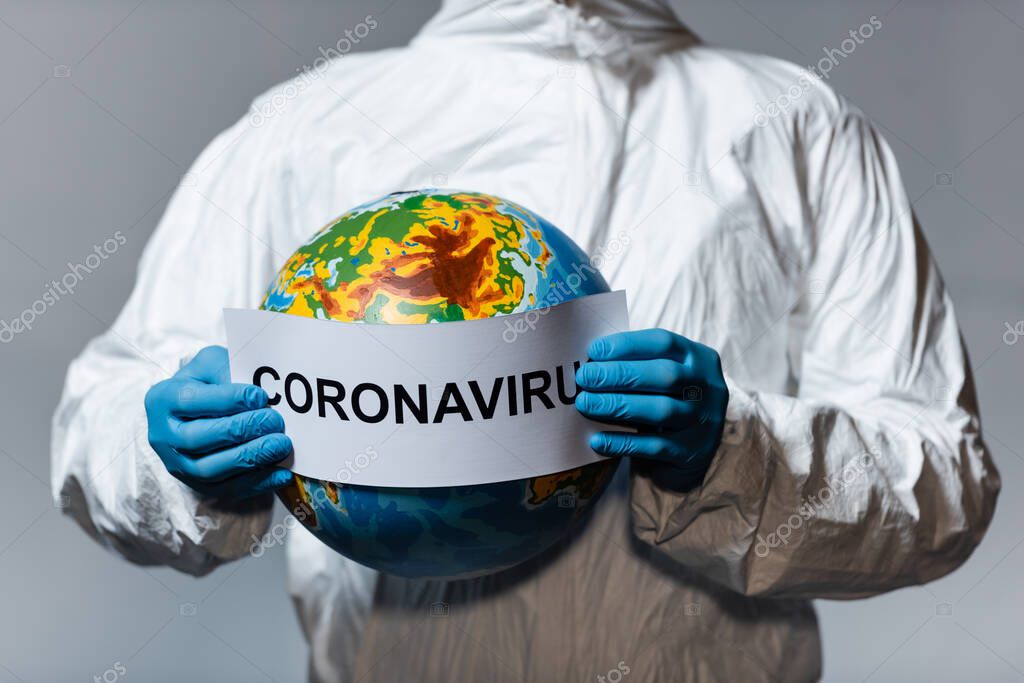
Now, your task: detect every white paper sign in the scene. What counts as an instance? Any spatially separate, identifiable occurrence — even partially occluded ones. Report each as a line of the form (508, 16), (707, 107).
(224, 291), (629, 487)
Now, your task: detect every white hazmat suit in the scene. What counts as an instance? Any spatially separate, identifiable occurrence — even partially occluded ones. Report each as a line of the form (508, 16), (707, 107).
(52, 0), (1000, 680)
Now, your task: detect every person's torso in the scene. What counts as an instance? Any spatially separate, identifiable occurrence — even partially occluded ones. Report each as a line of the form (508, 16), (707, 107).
(262, 1), (825, 679)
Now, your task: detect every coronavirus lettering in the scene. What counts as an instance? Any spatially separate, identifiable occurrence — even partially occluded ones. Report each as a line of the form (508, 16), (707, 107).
(252, 361), (582, 425)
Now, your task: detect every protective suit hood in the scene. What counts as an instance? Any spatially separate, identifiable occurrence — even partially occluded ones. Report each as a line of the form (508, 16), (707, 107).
(416, 0), (699, 55)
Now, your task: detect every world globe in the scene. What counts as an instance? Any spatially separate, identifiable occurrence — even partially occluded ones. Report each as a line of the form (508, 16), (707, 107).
(262, 189), (617, 579)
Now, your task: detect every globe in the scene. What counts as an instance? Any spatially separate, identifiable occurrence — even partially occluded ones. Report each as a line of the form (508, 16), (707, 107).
(262, 189), (617, 579)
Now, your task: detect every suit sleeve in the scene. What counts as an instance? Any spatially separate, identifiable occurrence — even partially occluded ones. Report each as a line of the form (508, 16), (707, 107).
(51, 113), (295, 576)
(630, 104), (1001, 598)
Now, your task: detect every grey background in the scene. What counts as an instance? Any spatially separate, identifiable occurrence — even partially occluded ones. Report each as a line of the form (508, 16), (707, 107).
(1, 1), (1021, 680)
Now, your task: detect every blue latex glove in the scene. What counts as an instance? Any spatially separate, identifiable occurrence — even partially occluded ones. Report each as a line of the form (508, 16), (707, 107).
(144, 345), (294, 499)
(575, 329), (729, 489)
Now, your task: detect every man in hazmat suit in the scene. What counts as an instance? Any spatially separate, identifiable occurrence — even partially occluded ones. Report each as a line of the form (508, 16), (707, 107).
(52, 0), (1001, 680)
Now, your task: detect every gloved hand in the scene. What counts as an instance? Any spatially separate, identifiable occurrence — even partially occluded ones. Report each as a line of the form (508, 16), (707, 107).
(575, 329), (729, 489)
(144, 345), (294, 499)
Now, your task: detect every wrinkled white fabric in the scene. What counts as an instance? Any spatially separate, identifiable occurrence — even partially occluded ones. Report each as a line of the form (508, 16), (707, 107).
(52, 0), (1000, 680)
